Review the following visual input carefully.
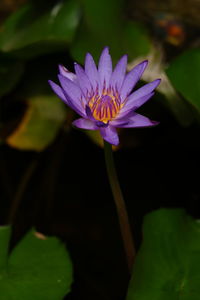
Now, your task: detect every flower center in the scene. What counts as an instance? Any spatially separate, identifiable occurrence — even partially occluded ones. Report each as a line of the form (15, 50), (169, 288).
(88, 88), (123, 123)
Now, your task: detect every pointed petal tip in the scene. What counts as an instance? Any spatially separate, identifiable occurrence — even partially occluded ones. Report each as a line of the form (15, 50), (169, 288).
(48, 79), (57, 88)
(74, 62), (80, 70)
(139, 59), (148, 70)
(156, 78), (161, 84)
(133, 59), (148, 67)
(103, 46), (109, 51)
(153, 78), (161, 88)
(102, 136), (119, 146)
(119, 54), (128, 65)
(58, 64), (64, 72)
(48, 79), (60, 91)
(85, 50), (96, 58)
(122, 54), (128, 60)
(48, 79), (68, 104)
(85, 52), (93, 61)
(58, 64), (69, 74)
(114, 114), (159, 129)
(151, 120), (160, 126)
(48, 79), (57, 91)
(107, 139), (119, 146)
(142, 59), (148, 64)
(58, 65), (77, 82)
(100, 46), (110, 56)
(74, 62), (86, 74)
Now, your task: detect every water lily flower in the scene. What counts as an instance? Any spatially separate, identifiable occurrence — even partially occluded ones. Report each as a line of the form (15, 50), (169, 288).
(48, 47), (161, 145)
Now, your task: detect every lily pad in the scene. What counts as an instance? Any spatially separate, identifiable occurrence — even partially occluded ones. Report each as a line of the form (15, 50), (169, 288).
(6, 95), (67, 151)
(0, 226), (73, 299)
(166, 49), (200, 114)
(126, 209), (200, 300)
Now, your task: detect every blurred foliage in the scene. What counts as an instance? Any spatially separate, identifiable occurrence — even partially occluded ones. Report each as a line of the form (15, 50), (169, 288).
(127, 209), (200, 300)
(70, 0), (151, 63)
(129, 46), (196, 127)
(0, 0), (27, 29)
(0, 0), (80, 59)
(167, 48), (200, 118)
(0, 226), (73, 299)
(6, 95), (67, 151)
(0, 54), (24, 97)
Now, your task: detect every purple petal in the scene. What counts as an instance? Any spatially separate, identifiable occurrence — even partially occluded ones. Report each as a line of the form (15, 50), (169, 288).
(85, 105), (95, 121)
(85, 53), (100, 91)
(72, 118), (98, 130)
(48, 80), (68, 104)
(58, 74), (81, 101)
(100, 125), (119, 145)
(127, 79), (161, 102)
(118, 79), (160, 119)
(95, 121), (108, 127)
(109, 118), (129, 127)
(113, 113), (159, 128)
(58, 65), (77, 82)
(74, 63), (92, 96)
(58, 74), (85, 116)
(98, 47), (112, 89)
(117, 92), (155, 119)
(120, 60), (148, 101)
(109, 55), (127, 91)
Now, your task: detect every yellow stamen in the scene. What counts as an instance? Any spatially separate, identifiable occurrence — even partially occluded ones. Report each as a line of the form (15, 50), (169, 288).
(88, 88), (123, 123)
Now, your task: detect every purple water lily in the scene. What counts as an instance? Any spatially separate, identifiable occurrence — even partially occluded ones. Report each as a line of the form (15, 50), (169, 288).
(48, 47), (160, 145)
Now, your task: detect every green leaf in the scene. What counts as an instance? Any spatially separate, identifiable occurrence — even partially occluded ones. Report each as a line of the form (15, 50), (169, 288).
(127, 209), (200, 300)
(166, 49), (200, 114)
(70, 0), (126, 63)
(70, 0), (151, 63)
(0, 226), (11, 269)
(123, 21), (151, 60)
(0, 229), (73, 299)
(6, 95), (67, 151)
(0, 1), (80, 58)
(0, 54), (24, 97)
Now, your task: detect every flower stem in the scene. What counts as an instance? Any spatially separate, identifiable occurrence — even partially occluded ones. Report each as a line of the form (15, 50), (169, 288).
(103, 141), (135, 273)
